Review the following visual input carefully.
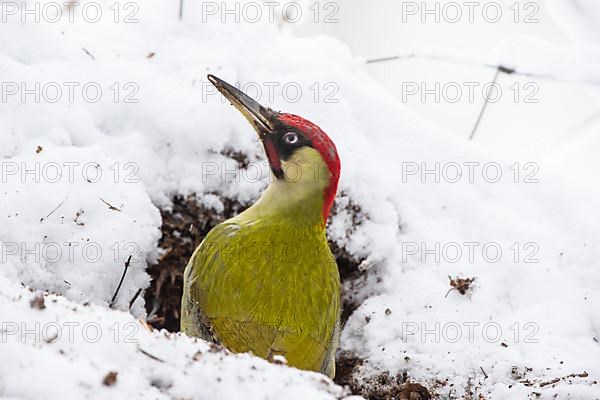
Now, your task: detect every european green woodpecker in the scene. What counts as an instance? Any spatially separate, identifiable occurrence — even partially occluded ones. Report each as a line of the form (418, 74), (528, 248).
(181, 75), (341, 378)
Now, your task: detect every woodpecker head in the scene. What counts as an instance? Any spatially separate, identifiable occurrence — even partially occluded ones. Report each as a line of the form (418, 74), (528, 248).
(208, 74), (340, 223)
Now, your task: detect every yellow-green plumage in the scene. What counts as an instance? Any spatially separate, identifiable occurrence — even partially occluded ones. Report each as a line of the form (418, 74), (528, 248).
(181, 147), (341, 377)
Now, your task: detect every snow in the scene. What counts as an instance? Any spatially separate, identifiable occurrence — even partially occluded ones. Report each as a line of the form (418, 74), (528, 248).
(1, 144), (160, 314)
(0, 274), (346, 399)
(1, 0), (599, 399)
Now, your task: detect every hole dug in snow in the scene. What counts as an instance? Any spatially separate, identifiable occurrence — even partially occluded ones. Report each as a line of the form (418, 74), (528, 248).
(144, 145), (377, 395)
(145, 194), (248, 331)
(143, 182), (437, 398)
(144, 186), (374, 395)
(145, 192), (368, 333)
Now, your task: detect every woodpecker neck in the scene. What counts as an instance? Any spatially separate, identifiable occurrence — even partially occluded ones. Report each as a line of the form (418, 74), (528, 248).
(242, 147), (338, 227)
(250, 180), (325, 227)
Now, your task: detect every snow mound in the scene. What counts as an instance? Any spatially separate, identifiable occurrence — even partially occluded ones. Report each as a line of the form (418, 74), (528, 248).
(0, 274), (348, 399)
(1, 0), (599, 399)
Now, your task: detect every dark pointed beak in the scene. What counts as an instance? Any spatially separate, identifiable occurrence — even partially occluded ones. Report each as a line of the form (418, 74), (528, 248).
(207, 74), (279, 139)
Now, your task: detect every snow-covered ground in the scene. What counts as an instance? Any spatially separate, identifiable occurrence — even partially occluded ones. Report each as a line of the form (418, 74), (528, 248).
(1, 0), (599, 399)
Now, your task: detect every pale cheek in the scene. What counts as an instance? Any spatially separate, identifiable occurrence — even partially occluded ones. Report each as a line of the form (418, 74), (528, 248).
(282, 149), (331, 187)
(280, 160), (305, 183)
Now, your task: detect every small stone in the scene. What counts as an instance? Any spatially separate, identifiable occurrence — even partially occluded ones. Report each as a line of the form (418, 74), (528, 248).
(102, 371), (118, 386)
(30, 294), (45, 310)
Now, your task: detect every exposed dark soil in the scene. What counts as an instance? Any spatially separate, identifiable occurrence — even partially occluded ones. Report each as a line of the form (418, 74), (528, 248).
(335, 351), (433, 400)
(144, 194), (247, 330)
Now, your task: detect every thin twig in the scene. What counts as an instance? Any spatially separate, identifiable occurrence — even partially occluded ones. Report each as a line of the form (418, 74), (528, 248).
(179, 0), (184, 20)
(137, 346), (165, 363)
(539, 371), (588, 388)
(82, 48), (95, 60)
(40, 199), (66, 223)
(365, 52), (600, 86)
(480, 366), (488, 379)
(129, 288), (142, 309)
(469, 66), (501, 141)
(109, 255), (133, 308)
(100, 197), (122, 212)
(366, 55), (411, 64)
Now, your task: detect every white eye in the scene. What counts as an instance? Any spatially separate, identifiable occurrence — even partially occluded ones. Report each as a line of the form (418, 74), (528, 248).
(283, 132), (299, 145)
